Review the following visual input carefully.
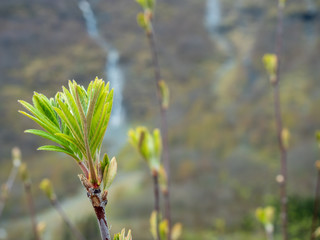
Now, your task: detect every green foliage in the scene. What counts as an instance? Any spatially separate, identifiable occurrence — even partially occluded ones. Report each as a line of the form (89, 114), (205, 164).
(102, 157), (117, 190)
(281, 128), (290, 150)
(255, 206), (275, 226)
(158, 80), (170, 110)
(136, 0), (155, 11)
(279, 0), (287, 8)
(150, 211), (182, 240)
(113, 228), (132, 240)
(19, 78), (117, 187)
(136, 12), (151, 32)
(128, 127), (162, 172)
(262, 54), (278, 84)
(158, 165), (168, 193)
(19, 78), (113, 163)
(271, 195), (314, 238)
(39, 178), (56, 201)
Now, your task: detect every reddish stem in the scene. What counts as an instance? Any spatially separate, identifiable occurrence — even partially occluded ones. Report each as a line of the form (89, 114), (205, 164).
(153, 172), (161, 240)
(147, 21), (172, 240)
(273, 3), (288, 240)
(24, 182), (41, 240)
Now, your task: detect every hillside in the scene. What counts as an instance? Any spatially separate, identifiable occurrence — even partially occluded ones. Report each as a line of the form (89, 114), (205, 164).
(0, 0), (320, 239)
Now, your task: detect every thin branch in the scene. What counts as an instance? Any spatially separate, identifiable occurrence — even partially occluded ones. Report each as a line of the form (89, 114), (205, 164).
(310, 165), (320, 240)
(79, 174), (110, 240)
(0, 156), (20, 218)
(152, 171), (161, 240)
(51, 198), (87, 240)
(24, 182), (41, 240)
(273, 2), (288, 240)
(147, 20), (172, 240)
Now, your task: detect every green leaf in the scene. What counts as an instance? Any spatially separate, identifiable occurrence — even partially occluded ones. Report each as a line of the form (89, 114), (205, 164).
(159, 220), (168, 240)
(55, 100), (84, 143)
(171, 223), (182, 240)
(38, 145), (80, 162)
(33, 93), (59, 127)
(55, 133), (86, 155)
(25, 129), (65, 146)
(150, 211), (157, 240)
(86, 80), (103, 135)
(19, 101), (60, 134)
(19, 110), (59, 135)
(62, 86), (83, 130)
(103, 157), (117, 190)
(158, 80), (170, 109)
(153, 128), (162, 158)
(101, 153), (110, 176)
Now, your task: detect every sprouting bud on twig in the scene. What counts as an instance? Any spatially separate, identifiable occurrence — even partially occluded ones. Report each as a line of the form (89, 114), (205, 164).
(113, 228), (132, 240)
(37, 221), (46, 236)
(281, 128), (290, 150)
(262, 54), (278, 84)
(102, 157), (117, 190)
(129, 127), (162, 173)
(158, 80), (170, 110)
(12, 147), (21, 167)
(158, 165), (168, 194)
(39, 178), (56, 201)
(171, 223), (183, 240)
(279, 0), (287, 9)
(315, 160), (320, 171)
(19, 163), (30, 183)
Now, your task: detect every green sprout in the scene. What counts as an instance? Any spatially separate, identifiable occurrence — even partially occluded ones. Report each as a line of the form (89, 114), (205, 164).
(113, 229), (132, 240)
(135, 0), (156, 33)
(128, 127), (162, 173)
(255, 206), (275, 240)
(19, 77), (116, 188)
(20, 78), (119, 239)
(262, 54), (278, 84)
(150, 211), (182, 240)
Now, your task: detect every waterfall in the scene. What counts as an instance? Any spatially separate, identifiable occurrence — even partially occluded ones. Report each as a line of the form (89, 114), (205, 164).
(204, 0), (235, 92)
(205, 0), (221, 32)
(78, 0), (125, 128)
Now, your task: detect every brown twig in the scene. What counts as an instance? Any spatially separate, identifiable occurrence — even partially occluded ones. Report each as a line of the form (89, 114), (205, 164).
(0, 149), (21, 219)
(24, 182), (41, 240)
(152, 171), (161, 240)
(146, 20), (172, 240)
(79, 174), (110, 240)
(273, 2), (288, 240)
(51, 198), (87, 240)
(310, 163), (320, 240)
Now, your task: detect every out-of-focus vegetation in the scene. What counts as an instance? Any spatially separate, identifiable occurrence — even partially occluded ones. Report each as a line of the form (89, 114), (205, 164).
(0, 0), (320, 239)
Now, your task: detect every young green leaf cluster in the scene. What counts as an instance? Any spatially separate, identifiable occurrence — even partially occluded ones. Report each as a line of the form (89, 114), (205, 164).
(150, 211), (182, 240)
(128, 127), (162, 172)
(255, 206), (275, 226)
(39, 178), (56, 201)
(113, 229), (132, 240)
(262, 54), (278, 84)
(136, 0), (155, 33)
(136, 0), (155, 11)
(19, 78), (116, 187)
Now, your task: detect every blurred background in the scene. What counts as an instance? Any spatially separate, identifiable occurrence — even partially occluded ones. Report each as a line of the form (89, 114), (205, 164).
(0, 0), (320, 239)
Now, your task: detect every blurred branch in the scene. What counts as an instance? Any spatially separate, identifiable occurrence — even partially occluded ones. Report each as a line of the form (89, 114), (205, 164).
(273, 1), (288, 240)
(0, 147), (21, 219)
(20, 163), (41, 240)
(79, 174), (110, 240)
(152, 171), (161, 240)
(40, 179), (86, 240)
(146, 13), (172, 240)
